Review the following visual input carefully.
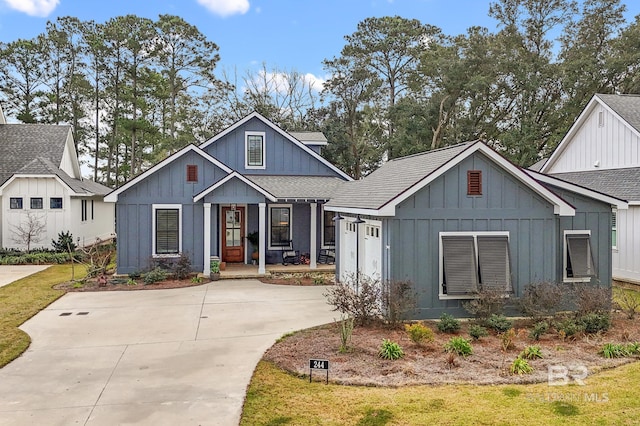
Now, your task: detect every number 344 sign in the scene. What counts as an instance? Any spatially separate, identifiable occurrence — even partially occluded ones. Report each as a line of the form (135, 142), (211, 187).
(309, 359), (329, 384)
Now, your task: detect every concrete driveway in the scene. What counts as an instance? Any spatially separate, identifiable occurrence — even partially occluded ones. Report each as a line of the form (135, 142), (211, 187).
(0, 265), (49, 287)
(0, 280), (336, 425)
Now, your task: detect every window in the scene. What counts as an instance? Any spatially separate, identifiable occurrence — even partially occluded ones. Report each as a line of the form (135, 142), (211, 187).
(30, 197), (43, 209)
(91, 200), (94, 220)
(245, 131), (266, 169)
(467, 170), (482, 195)
(322, 207), (335, 248)
(81, 200), (88, 221)
(153, 204), (182, 256)
(598, 111), (604, 127)
(564, 231), (596, 282)
(50, 198), (63, 209)
(10, 197), (23, 209)
(269, 204), (291, 249)
(439, 232), (512, 299)
(186, 164), (198, 182)
(612, 209), (617, 250)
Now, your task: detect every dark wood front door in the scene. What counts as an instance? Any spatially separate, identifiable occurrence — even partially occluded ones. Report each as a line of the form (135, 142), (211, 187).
(222, 206), (245, 263)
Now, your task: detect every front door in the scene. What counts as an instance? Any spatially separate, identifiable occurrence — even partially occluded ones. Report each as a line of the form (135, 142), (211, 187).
(222, 206), (245, 263)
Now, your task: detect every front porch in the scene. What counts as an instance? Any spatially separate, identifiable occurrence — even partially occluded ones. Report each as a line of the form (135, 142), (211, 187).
(218, 263), (335, 279)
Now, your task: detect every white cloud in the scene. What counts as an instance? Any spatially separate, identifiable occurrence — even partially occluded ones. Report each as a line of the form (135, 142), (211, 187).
(3, 0), (59, 17)
(251, 70), (326, 94)
(196, 0), (249, 17)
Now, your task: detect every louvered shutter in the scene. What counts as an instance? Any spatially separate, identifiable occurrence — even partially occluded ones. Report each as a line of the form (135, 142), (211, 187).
(566, 234), (596, 278)
(442, 236), (478, 295)
(477, 236), (512, 292)
(156, 209), (179, 254)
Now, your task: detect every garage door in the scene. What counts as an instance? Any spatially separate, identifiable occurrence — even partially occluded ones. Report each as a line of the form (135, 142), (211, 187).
(340, 219), (357, 281)
(362, 221), (382, 280)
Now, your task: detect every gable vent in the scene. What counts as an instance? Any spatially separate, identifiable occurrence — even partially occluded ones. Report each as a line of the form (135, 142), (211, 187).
(467, 170), (482, 195)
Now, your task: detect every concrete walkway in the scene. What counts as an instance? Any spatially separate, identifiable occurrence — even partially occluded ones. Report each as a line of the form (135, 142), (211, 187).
(0, 265), (49, 287)
(0, 280), (336, 425)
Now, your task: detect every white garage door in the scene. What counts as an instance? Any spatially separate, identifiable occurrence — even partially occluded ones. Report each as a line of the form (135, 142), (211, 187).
(339, 218), (383, 283)
(362, 221), (382, 280)
(340, 219), (358, 281)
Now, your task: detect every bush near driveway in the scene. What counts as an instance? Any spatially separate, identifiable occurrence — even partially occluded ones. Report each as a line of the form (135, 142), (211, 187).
(0, 265), (84, 367)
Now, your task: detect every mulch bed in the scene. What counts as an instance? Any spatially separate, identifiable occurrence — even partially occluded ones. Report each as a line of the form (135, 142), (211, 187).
(54, 275), (210, 292)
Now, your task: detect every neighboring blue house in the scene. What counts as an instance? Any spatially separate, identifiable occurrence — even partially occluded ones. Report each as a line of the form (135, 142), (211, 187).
(325, 141), (626, 319)
(105, 112), (351, 275)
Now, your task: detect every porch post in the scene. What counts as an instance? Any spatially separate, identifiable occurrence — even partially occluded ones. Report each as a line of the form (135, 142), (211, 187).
(258, 202), (266, 274)
(203, 203), (211, 275)
(310, 202), (317, 269)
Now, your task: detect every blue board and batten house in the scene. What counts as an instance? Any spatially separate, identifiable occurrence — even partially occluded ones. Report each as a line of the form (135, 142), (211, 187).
(325, 141), (626, 319)
(105, 112), (351, 275)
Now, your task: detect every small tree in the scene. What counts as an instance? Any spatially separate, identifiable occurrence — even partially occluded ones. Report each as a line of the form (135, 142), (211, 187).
(52, 230), (77, 253)
(11, 211), (46, 252)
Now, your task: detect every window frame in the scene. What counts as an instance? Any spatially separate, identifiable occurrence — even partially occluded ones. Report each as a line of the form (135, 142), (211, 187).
(563, 230), (596, 283)
(81, 200), (87, 222)
(30, 197), (43, 209)
(245, 131), (266, 169)
(186, 164), (198, 183)
(50, 197), (63, 209)
(152, 204), (182, 257)
(268, 204), (292, 250)
(439, 231), (511, 300)
(321, 206), (336, 249)
(10, 197), (23, 209)
(611, 209), (617, 251)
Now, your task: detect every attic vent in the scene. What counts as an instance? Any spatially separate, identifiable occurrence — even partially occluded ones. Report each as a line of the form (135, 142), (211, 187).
(186, 165), (198, 182)
(467, 170), (482, 196)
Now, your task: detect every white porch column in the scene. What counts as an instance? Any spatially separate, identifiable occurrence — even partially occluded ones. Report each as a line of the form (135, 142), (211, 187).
(203, 203), (211, 275)
(310, 202), (317, 269)
(258, 202), (266, 274)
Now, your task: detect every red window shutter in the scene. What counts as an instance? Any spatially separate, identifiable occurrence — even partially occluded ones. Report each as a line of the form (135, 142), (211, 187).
(187, 165), (198, 182)
(467, 170), (482, 195)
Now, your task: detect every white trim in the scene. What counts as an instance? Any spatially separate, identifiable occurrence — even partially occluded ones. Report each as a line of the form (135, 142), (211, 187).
(612, 208), (617, 251)
(193, 171), (278, 202)
(438, 231), (511, 300)
(268, 203), (293, 250)
(245, 131), (266, 169)
(258, 203), (266, 274)
(218, 203), (248, 264)
(104, 145), (232, 202)
(320, 204), (336, 249)
(203, 203), (211, 275)
(563, 230), (593, 283)
(199, 111), (353, 181)
(0, 174), (82, 196)
(310, 202), (317, 269)
(152, 204), (182, 258)
(527, 169), (629, 209)
(323, 205), (384, 217)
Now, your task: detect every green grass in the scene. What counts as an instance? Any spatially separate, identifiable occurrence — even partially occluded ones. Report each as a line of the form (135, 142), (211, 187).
(241, 361), (640, 425)
(0, 265), (82, 367)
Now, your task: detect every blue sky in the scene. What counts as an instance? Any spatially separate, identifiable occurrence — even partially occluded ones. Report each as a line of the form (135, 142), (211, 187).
(1, 0), (640, 87)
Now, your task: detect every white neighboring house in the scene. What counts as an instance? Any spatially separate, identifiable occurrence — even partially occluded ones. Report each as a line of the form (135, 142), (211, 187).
(541, 93), (640, 285)
(0, 104), (114, 250)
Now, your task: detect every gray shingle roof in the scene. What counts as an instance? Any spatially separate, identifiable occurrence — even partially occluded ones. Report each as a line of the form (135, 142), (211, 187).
(597, 94), (640, 133)
(245, 175), (346, 200)
(528, 158), (548, 172)
(550, 168), (640, 201)
(288, 131), (327, 144)
(326, 142), (475, 210)
(0, 124), (70, 185)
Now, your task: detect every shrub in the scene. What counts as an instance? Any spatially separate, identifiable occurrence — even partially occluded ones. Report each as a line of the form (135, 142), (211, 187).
(554, 317), (583, 338)
(520, 345), (543, 360)
(444, 336), (473, 357)
(516, 282), (564, 319)
(579, 312), (611, 334)
(51, 231), (77, 253)
(572, 286), (612, 315)
(338, 316), (355, 353)
(437, 313), (461, 333)
(510, 357), (533, 375)
(379, 339), (404, 360)
(468, 324), (489, 340)
(529, 321), (549, 341)
(445, 352), (458, 369)
(126, 278), (137, 286)
(462, 289), (507, 321)
(486, 314), (513, 333)
(626, 342), (640, 355)
(144, 267), (168, 284)
(382, 279), (417, 325)
(324, 274), (382, 325)
(600, 343), (630, 359)
(614, 288), (640, 320)
(500, 328), (517, 351)
(173, 252), (192, 280)
(405, 322), (434, 345)
(312, 275), (326, 285)
(190, 276), (202, 284)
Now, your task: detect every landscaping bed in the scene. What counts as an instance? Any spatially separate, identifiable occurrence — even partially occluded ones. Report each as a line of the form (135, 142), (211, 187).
(259, 271), (335, 286)
(54, 274), (210, 291)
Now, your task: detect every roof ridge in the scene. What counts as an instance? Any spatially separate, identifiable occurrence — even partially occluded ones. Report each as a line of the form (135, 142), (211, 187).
(388, 141), (477, 163)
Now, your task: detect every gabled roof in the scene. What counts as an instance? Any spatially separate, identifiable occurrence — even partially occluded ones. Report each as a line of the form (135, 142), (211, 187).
(193, 171), (277, 202)
(199, 112), (352, 181)
(326, 141), (576, 217)
(544, 168), (640, 204)
(541, 94), (640, 173)
(105, 144), (232, 202)
(289, 131), (328, 146)
(244, 175), (345, 201)
(0, 124), (71, 185)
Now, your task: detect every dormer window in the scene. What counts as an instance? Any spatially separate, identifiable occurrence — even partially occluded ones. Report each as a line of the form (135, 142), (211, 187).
(245, 131), (266, 169)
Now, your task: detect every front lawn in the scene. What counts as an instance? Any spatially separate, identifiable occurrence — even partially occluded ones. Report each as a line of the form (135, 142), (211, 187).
(242, 360), (640, 425)
(0, 265), (83, 367)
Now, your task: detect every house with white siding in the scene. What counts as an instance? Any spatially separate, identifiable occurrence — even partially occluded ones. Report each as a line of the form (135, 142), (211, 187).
(0, 105), (114, 250)
(541, 93), (640, 285)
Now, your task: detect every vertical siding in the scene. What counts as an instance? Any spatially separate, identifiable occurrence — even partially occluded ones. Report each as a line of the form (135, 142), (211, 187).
(612, 207), (640, 283)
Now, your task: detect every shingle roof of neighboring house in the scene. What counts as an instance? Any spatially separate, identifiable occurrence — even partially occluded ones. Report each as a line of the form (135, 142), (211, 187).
(597, 94), (640, 133)
(327, 142), (474, 210)
(0, 124), (70, 185)
(550, 168), (640, 202)
(289, 131), (328, 144)
(528, 158), (548, 172)
(245, 175), (345, 201)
